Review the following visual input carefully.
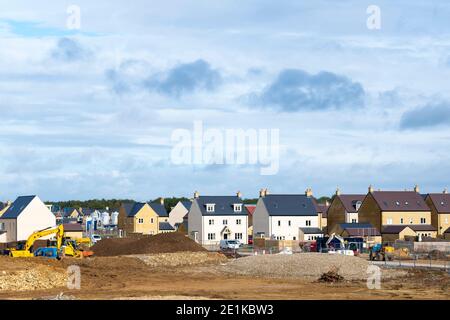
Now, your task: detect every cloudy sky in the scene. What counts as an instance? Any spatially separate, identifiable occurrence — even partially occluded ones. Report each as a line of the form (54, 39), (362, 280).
(1, 0), (450, 201)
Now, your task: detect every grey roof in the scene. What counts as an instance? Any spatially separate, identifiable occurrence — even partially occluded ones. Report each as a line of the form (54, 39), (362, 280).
(122, 202), (168, 217)
(195, 196), (245, 216)
(149, 203), (168, 217)
(1, 196), (36, 219)
(262, 194), (318, 216)
(382, 224), (437, 234)
(371, 191), (429, 212)
(62, 207), (81, 218)
(159, 222), (175, 231)
(339, 223), (374, 229)
(337, 195), (366, 213)
(299, 227), (323, 234)
(63, 223), (83, 231)
(123, 202), (146, 217)
(426, 193), (450, 213)
(180, 201), (192, 210)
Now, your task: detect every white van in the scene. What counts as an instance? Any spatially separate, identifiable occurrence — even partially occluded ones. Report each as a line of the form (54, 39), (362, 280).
(220, 239), (241, 250)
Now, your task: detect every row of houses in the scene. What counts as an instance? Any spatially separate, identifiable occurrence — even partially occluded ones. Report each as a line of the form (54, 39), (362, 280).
(1, 185), (450, 246)
(186, 186), (450, 246)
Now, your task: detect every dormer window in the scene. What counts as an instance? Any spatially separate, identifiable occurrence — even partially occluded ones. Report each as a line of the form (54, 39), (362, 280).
(233, 204), (242, 212)
(355, 201), (362, 211)
(206, 204), (215, 212)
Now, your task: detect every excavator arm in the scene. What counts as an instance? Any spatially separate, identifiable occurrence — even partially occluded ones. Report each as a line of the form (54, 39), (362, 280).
(10, 225), (64, 257)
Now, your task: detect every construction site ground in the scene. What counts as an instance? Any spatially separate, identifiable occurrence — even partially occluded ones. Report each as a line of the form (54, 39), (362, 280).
(0, 253), (449, 300)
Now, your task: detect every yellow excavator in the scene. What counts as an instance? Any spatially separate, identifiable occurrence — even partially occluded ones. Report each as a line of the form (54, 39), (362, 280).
(9, 225), (94, 258)
(9, 225), (64, 258)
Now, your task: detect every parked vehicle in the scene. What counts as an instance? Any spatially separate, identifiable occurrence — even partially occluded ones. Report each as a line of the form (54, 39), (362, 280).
(91, 234), (102, 244)
(220, 239), (241, 250)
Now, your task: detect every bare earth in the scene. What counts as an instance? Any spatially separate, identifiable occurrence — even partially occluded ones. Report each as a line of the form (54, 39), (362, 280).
(0, 253), (448, 300)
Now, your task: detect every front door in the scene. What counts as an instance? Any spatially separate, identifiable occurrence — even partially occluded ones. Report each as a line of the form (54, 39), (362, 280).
(223, 233), (228, 240)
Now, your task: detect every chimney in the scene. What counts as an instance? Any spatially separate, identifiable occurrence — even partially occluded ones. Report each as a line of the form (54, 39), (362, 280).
(160, 197), (165, 205)
(264, 188), (269, 196)
(368, 185), (374, 193)
(236, 191), (242, 198)
(335, 187), (341, 196)
(326, 200), (330, 206)
(443, 188), (448, 194)
(305, 188), (313, 197)
(194, 191), (199, 199)
(414, 185), (420, 193)
(259, 189), (264, 197)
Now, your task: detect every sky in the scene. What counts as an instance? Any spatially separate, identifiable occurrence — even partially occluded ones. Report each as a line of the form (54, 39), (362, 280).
(1, 0), (450, 201)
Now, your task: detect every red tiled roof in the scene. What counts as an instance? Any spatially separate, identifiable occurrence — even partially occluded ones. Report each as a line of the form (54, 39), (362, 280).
(427, 193), (450, 213)
(371, 191), (429, 212)
(338, 195), (365, 213)
(245, 205), (256, 216)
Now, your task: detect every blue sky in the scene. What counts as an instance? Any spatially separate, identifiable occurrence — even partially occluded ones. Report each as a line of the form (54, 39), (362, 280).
(0, 0), (450, 201)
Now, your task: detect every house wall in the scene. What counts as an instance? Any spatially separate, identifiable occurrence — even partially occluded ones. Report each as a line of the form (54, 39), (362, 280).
(345, 212), (358, 223)
(188, 200), (203, 243)
(0, 219), (16, 243)
(168, 202), (189, 227)
(269, 215), (319, 241)
(133, 205), (159, 235)
(358, 193), (382, 231)
(200, 215), (248, 245)
(65, 231), (83, 239)
(16, 197), (56, 242)
(425, 196), (450, 236)
(252, 198), (270, 238)
(381, 211), (431, 225)
(326, 197), (347, 233)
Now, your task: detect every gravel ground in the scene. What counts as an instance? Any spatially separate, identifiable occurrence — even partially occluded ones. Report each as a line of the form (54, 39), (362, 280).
(0, 266), (67, 291)
(130, 252), (227, 267)
(220, 253), (407, 281)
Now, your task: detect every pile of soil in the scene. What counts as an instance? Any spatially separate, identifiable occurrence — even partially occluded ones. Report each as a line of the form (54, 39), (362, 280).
(318, 267), (344, 283)
(91, 233), (206, 256)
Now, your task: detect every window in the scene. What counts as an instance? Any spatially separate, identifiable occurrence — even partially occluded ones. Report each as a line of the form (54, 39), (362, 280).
(278, 220), (281, 226)
(151, 218), (154, 223)
(420, 218), (426, 224)
(223, 219), (228, 225)
(288, 220), (291, 226)
(351, 219), (357, 223)
(207, 233), (216, 240)
(293, 236), (296, 240)
(235, 233), (243, 240)
(206, 204), (215, 212)
(233, 204), (242, 212)
(209, 219), (214, 225)
(387, 218), (393, 225)
(236, 219), (242, 225)
(400, 218), (404, 224)
(138, 218), (144, 224)
(306, 220), (311, 226)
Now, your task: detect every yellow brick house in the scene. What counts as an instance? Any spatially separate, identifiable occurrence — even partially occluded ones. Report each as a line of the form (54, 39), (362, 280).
(358, 185), (436, 241)
(118, 198), (173, 236)
(425, 190), (450, 237)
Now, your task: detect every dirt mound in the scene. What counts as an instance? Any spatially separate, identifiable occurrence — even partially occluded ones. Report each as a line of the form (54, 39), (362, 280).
(132, 252), (227, 267)
(92, 233), (206, 256)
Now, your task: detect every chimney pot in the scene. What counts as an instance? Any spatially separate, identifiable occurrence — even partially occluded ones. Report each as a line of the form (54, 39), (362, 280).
(335, 187), (341, 196)
(160, 197), (164, 205)
(368, 185), (374, 193)
(305, 188), (313, 197)
(237, 191), (242, 198)
(444, 188), (448, 194)
(414, 185), (420, 193)
(194, 191), (199, 199)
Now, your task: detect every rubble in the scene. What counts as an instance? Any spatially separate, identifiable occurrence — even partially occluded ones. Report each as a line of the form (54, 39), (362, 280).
(0, 266), (67, 291)
(131, 252), (227, 267)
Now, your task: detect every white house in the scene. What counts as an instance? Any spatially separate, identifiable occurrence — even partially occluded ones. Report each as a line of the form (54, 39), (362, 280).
(253, 189), (323, 241)
(0, 195), (56, 243)
(188, 191), (248, 246)
(169, 200), (192, 229)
